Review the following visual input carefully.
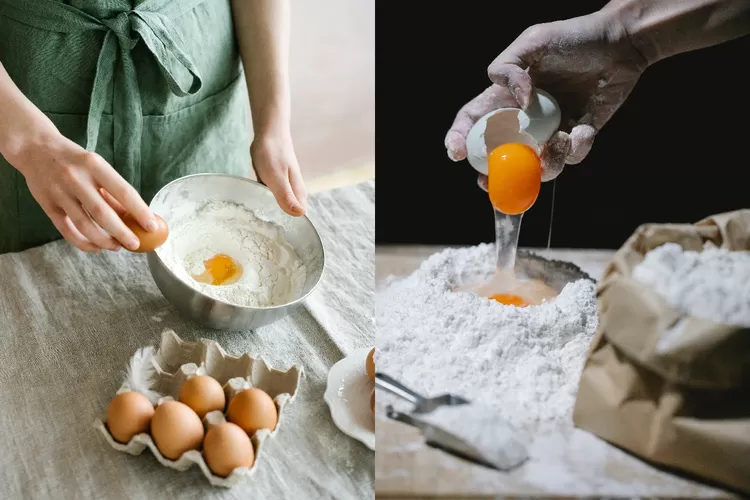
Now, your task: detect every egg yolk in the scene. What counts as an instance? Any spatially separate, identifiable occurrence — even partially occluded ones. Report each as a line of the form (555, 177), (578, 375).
(487, 143), (542, 215)
(192, 254), (242, 286)
(489, 293), (531, 307)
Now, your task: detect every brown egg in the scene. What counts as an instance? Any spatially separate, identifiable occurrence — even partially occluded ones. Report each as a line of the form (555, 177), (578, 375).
(150, 401), (204, 460)
(226, 388), (278, 435)
(366, 347), (375, 381)
(121, 212), (168, 253)
(370, 388), (375, 416)
(178, 375), (226, 419)
(203, 422), (255, 477)
(105, 391), (154, 444)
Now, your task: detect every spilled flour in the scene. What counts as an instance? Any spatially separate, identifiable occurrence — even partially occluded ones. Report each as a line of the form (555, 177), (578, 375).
(377, 244), (598, 431)
(415, 403), (530, 470)
(633, 242), (750, 327)
(156, 201), (306, 307)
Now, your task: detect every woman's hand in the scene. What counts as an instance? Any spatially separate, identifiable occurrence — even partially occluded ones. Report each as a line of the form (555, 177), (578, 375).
(231, 0), (307, 216)
(251, 132), (307, 216)
(8, 127), (157, 253)
(1, 61), (156, 253)
(446, 9), (649, 182)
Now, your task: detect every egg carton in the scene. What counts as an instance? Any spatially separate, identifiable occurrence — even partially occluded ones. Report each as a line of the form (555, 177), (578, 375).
(93, 328), (303, 487)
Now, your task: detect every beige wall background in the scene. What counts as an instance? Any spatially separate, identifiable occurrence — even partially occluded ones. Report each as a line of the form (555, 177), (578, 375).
(287, 0), (374, 189)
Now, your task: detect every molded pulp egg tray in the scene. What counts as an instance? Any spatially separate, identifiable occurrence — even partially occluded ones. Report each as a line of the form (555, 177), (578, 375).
(93, 328), (303, 487)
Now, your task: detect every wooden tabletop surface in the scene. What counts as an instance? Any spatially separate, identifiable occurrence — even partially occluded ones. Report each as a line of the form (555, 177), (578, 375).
(374, 245), (736, 499)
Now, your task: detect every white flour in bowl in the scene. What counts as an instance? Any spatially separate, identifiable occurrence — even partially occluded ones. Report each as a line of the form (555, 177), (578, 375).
(377, 244), (598, 431)
(632, 242), (750, 327)
(156, 200), (306, 307)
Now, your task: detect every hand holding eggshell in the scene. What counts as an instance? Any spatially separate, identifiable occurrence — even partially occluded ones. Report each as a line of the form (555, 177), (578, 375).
(448, 15), (648, 181)
(445, 73), (570, 185)
(485, 16), (646, 168)
(463, 89), (560, 179)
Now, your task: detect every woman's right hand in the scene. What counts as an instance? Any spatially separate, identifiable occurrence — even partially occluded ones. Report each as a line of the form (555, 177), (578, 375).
(6, 124), (157, 253)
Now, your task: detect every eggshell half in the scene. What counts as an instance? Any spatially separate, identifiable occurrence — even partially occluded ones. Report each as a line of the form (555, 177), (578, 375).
(466, 89), (561, 176)
(517, 89), (561, 143)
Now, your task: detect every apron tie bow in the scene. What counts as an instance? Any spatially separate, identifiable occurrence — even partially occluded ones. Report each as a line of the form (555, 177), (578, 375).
(101, 11), (138, 49)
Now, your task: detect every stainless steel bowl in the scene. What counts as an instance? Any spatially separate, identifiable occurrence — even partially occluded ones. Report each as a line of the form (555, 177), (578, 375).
(147, 174), (325, 331)
(514, 249), (594, 291)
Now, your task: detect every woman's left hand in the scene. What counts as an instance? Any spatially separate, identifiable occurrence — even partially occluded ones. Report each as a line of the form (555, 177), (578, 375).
(250, 132), (307, 216)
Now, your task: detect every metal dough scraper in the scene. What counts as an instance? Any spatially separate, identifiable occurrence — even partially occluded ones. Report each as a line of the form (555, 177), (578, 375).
(376, 373), (529, 471)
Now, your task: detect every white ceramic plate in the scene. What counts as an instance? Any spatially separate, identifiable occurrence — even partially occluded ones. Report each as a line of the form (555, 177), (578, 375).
(324, 347), (375, 450)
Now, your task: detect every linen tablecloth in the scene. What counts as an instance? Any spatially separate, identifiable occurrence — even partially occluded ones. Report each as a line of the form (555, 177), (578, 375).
(0, 181), (374, 500)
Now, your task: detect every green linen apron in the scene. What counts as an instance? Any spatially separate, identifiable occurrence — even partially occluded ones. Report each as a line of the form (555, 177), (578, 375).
(0, 0), (251, 254)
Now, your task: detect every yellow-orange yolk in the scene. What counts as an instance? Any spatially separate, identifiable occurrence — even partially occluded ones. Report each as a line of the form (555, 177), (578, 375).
(489, 293), (531, 307)
(193, 254), (242, 285)
(487, 143), (542, 215)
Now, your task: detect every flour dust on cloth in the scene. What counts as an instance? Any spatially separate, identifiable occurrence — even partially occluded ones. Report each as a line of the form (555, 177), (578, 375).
(157, 200), (307, 307)
(0, 0), (251, 253)
(0, 182), (374, 499)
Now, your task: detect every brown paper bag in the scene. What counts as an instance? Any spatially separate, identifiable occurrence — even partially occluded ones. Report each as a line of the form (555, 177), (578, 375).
(573, 209), (750, 494)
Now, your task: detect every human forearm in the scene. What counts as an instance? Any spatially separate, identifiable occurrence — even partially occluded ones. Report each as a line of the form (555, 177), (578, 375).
(603, 0), (750, 65)
(1, 62), (156, 251)
(231, 0), (291, 138)
(230, 0), (306, 216)
(0, 61), (57, 165)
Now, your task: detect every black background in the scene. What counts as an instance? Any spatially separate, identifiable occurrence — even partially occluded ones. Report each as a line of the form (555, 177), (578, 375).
(375, 1), (750, 249)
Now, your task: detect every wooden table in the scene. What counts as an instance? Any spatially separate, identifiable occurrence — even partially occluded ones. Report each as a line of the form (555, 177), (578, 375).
(375, 245), (737, 499)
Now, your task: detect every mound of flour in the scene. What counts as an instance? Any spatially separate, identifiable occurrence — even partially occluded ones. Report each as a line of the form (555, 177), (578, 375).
(632, 242), (750, 327)
(377, 244), (598, 431)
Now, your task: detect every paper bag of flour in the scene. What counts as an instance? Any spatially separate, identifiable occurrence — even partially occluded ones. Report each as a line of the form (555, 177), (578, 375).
(573, 209), (750, 494)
